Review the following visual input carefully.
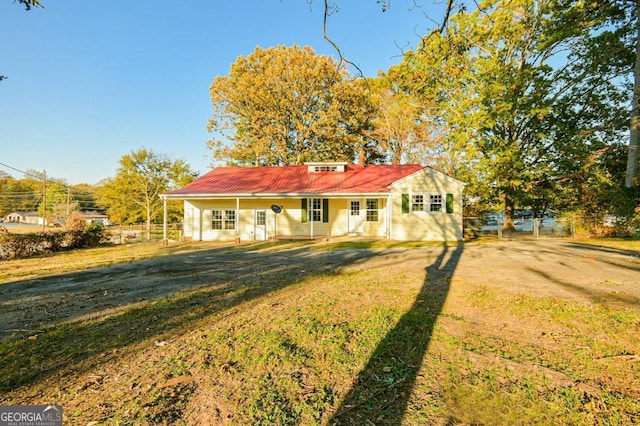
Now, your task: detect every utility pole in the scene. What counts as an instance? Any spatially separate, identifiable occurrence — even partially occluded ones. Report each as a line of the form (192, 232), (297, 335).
(66, 187), (71, 220)
(42, 170), (47, 231)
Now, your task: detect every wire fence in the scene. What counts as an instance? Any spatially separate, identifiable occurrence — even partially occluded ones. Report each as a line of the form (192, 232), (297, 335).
(464, 217), (576, 239)
(105, 224), (183, 244)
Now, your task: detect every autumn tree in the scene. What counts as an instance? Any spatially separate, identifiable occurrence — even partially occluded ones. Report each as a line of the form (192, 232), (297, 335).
(207, 45), (376, 166)
(0, 173), (41, 216)
(364, 76), (437, 165)
(37, 178), (76, 224)
(97, 148), (197, 240)
(399, 0), (632, 227)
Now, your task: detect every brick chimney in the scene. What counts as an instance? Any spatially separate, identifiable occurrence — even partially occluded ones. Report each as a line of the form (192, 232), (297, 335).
(357, 150), (365, 167)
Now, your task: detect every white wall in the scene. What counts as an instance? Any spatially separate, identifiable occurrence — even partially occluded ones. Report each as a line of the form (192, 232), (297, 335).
(390, 169), (464, 241)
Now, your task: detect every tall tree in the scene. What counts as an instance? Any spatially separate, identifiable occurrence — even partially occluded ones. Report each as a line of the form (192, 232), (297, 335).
(0, 174), (40, 216)
(97, 148), (197, 240)
(365, 76), (440, 166)
(626, 0), (640, 188)
(207, 45), (376, 166)
(399, 0), (632, 227)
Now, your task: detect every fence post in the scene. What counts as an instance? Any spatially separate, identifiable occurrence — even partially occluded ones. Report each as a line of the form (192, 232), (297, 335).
(571, 217), (575, 238)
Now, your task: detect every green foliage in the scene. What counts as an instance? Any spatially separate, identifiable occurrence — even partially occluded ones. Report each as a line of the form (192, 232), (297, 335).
(0, 173), (42, 217)
(96, 148), (197, 237)
(394, 0), (633, 217)
(207, 45), (376, 166)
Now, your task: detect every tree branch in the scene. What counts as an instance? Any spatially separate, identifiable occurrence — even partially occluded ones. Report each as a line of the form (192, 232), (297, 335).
(322, 0), (366, 78)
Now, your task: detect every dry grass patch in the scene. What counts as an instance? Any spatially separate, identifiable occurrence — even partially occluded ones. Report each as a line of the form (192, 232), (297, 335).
(0, 239), (638, 425)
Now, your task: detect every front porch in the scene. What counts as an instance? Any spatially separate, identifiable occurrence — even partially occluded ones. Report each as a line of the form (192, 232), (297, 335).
(162, 196), (391, 243)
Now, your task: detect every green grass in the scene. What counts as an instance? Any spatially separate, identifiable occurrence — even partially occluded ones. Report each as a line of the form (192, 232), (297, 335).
(1, 239), (639, 425)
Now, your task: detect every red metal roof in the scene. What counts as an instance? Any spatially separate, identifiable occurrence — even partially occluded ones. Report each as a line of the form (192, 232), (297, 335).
(167, 164), (425, 196)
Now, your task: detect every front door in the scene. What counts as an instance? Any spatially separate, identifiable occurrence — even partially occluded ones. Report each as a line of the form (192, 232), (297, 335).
(348, 200), (365, 234)
(255, 210), (267, 241)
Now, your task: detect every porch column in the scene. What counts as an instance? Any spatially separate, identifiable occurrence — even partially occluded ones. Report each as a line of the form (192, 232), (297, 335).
(387, 194), (392, 240)
(162, 196), (168, 246)
(310, 198), (314, 240)
(236, 198), (240, 243)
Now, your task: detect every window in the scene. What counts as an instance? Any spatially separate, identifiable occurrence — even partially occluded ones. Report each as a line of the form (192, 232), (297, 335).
(366, 199), (378, 222)
(256, 210), (266, 226)
(429, 194), (443, 212)
(211, 209), (236, 230)
(224, 210), (236, 229)
(402, 193), (452, 214)
(350, 201), (360, 216)
(314, 165), (338, 172)
(301, 198), (329, 222)
(211, 210), (223, 230)
(311, 199), (321, 222)
(411, 194), (424, 212)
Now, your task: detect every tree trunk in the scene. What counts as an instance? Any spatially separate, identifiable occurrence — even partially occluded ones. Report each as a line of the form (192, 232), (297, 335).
(146, 202), (152, 241)
(626, 0), (640, 188)
(503, 194), (516, 231)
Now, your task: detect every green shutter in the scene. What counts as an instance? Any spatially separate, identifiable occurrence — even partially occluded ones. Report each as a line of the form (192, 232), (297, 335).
(446, 194), (454, 214)
(301, 199), (308, 223)
(402, 194), (410, 214)
(322, 198), (329, 223)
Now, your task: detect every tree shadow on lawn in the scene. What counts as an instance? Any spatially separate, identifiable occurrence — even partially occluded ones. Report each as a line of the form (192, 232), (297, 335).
(526, 267), (640, 308)
(331, 243), (464, 425)
(0, 244), (378, 393)
(563, 242), (640, 273)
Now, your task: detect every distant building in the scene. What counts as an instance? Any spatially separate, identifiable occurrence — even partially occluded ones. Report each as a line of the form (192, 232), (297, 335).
(79, 211), (110, 226)
(4, 211), (42, 225)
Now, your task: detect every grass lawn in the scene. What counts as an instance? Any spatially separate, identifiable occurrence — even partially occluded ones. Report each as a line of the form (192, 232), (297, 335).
(0, 238), (638, 425)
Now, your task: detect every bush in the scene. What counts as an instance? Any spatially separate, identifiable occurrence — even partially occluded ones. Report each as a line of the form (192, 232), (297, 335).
(0, 223), (109, 260)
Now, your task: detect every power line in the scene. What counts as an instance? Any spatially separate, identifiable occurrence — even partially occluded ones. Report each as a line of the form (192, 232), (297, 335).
(0, 162), (43, 180)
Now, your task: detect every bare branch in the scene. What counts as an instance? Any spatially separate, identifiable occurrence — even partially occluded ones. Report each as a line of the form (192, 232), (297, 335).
(322, 0), (367, 78)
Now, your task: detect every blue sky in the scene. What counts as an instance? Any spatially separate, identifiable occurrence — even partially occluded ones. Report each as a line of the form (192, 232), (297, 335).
(1, 0), (440, 185)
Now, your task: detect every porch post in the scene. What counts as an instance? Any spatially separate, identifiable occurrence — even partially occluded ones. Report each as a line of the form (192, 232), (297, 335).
(310, 198), (314, 240)
(236, 198), (240, 243)
(387, 194), (392, 240)
(162, 196), (168, 245)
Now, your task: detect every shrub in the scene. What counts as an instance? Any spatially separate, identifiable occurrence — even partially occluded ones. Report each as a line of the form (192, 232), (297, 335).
(0, 223), (109, 260)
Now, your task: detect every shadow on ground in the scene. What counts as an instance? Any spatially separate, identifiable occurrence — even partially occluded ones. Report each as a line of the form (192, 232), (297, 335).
(331, 243), (464, 425)
(0, 243), (379, 393)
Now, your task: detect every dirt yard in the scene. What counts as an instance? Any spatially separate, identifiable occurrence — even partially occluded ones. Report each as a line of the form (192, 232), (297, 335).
(0, 238), (638, 424)
(1, 239), (638, 339)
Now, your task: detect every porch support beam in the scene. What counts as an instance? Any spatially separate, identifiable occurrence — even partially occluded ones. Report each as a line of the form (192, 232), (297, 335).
(310, 198), (314, 240)
(387, 193), (392, 240)
(162, 196), (168, 246)
(236, 197), (240, 243)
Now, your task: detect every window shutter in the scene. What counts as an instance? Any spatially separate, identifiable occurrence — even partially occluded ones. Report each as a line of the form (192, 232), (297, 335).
(402, 194), (410, 214)
(446, 194), (454, 214)
(322, 198), (329, 223)
(301, 199), (307, 223)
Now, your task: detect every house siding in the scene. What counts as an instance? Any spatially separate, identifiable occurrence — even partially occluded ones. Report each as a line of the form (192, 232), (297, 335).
(390, 168), (464, 241)
(183, 197), (389, 241)
(168, 164), (464, 243)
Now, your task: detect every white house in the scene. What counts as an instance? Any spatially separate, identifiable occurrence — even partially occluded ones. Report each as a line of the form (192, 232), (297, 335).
(160, 162), (465, 242)
(4, 211), (42, 225)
